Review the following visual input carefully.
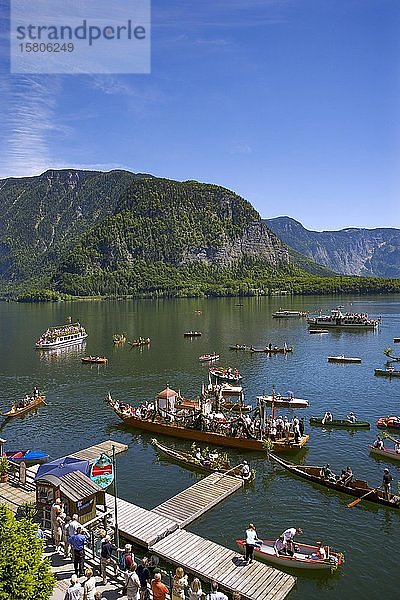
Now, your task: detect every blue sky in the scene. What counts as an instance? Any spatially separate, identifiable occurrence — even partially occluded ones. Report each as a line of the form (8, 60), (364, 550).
(0, 0), (399, 230)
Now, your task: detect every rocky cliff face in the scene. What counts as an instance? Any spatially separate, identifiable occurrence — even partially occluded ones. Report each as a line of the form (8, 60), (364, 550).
(0, 169), (291, 287)
(265, 217), (400, 277)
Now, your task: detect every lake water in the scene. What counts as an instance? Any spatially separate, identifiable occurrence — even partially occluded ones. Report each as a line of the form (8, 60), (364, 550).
(1, 295), (399, 599)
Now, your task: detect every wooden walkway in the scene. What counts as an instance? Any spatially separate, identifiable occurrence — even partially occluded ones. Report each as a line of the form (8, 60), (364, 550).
(105, 493), (179, 546)
(150, 529), (296, 600)
(70, 439), (128, 462)
(152, 472), (243, 526)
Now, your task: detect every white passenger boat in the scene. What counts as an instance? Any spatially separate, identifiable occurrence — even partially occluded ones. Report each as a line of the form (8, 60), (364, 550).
(272, 309), (307, 318)
(307, 308), (379, 330)
(256, 393), (308, 408)
(35, 322), (88, 349)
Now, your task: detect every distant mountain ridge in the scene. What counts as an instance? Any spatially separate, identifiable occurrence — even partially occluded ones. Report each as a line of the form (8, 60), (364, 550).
(264, 217), (400, 278)
(0, 169), (310, 296)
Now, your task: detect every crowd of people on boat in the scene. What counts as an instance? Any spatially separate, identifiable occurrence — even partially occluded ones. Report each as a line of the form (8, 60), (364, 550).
(108, 394), (306, 446)
(37, 323), (85, 343)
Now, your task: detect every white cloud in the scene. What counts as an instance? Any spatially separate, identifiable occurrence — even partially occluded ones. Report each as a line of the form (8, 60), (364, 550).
(0, 75), (69, 178)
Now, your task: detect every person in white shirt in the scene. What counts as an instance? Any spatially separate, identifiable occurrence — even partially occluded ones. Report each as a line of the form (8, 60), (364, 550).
(244, 523), (259, 564)
(281, 527), (303, 556)
(205, 581), (228, 600)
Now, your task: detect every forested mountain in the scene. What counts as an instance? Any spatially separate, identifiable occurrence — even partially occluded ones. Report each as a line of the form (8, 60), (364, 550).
(265, 217), (400, 278)
(0, 169), (299, 297)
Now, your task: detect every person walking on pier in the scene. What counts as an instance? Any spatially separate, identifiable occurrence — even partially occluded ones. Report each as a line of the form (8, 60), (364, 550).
(100, 534), (119, 585)
(205, 582), (228, 600)
(69, 526), (90, 578)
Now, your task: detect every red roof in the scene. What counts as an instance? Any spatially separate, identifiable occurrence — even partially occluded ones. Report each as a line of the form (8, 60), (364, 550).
(157, 387), (177, 399)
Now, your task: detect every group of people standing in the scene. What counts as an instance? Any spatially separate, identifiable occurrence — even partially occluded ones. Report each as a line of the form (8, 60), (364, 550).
(266, 414), (304, 443)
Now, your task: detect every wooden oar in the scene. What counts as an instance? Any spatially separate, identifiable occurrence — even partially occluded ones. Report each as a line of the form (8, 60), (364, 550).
(212, 463), (244, 483)
(381, 432), (400, 445)
(347, 486), (381, 508)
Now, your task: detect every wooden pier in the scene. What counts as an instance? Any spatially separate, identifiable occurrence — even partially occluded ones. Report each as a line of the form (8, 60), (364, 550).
(153, 471), (243, 526)
(150, 529), (296, 600)
(105, 493), (179, 546)
(70, 439), (128, 462)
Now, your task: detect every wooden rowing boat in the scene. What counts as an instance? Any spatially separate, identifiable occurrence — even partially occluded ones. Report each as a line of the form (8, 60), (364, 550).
(229, 345), (250, 351)
(250, 346), (293, 354)
(2, 395), (46, 418)
(328, 356), (361, 364)
(184, 331), (202, 337)
(129, 338), (151, 347)
(151, 438), (254, 481)
(269, 453), (400, 509)
(377, 416), (400, 430)
(81, 356), (108, 364)
(199, 353), (219, 362)
(235, 539), (343, 571)
(310, 417), (370, 429)
(374, 368), (400, 378)
(107, 395), (309, 453)
(209, 368), (242, 383)
(257, 394), (308, 408)
(369, 444), (400, 462)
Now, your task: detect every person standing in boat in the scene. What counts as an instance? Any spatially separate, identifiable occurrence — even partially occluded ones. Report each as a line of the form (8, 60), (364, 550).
(244, 523), (259, 564)
(382, 468), (393, 500)
(281, 527), (303, 556)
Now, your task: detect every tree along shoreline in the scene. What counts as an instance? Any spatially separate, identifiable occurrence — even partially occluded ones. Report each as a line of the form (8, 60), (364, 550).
(2, 274), (400, 302)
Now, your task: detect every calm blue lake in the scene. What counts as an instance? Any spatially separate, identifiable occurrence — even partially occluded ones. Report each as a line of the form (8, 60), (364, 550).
(0, 295), (398, 598)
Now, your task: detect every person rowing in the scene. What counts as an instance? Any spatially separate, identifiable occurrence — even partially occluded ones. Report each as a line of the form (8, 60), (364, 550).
(347, 412), (357, 423)
(322, 411), (333, 425)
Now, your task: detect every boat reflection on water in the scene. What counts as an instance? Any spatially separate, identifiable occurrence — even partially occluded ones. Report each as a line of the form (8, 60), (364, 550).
(37, 341), (87, 361)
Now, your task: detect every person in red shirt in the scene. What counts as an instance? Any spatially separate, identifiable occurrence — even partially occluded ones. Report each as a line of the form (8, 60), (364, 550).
(151, 573), (169, 600)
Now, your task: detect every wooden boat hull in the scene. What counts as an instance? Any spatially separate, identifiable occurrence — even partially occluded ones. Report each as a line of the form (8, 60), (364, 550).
(369, 445), (400, 462)
(251, 347), (293, 354)
(209, 370), (242, 383)
(257, 395), (308, 408)
(310, 417), (370, 429)
(2, 395), (46, 418)
(229, 345), (249, 351)
(129, 339), (151, 347)
(377, 416), (400, 430)
(151, 438), (253, 481)
(109, 403), (309, 453)
(328, 356), (361, 364)
(235, 539), (342, 571)
(394, 338), (400, 343)
(309, 330), (329, 334)
(374, 369), (400, 378)
(199, 354), (219, 362)
(81, 357), (108, 364)
(184, 332), (202, 337)
(269, 453), (400, 509)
